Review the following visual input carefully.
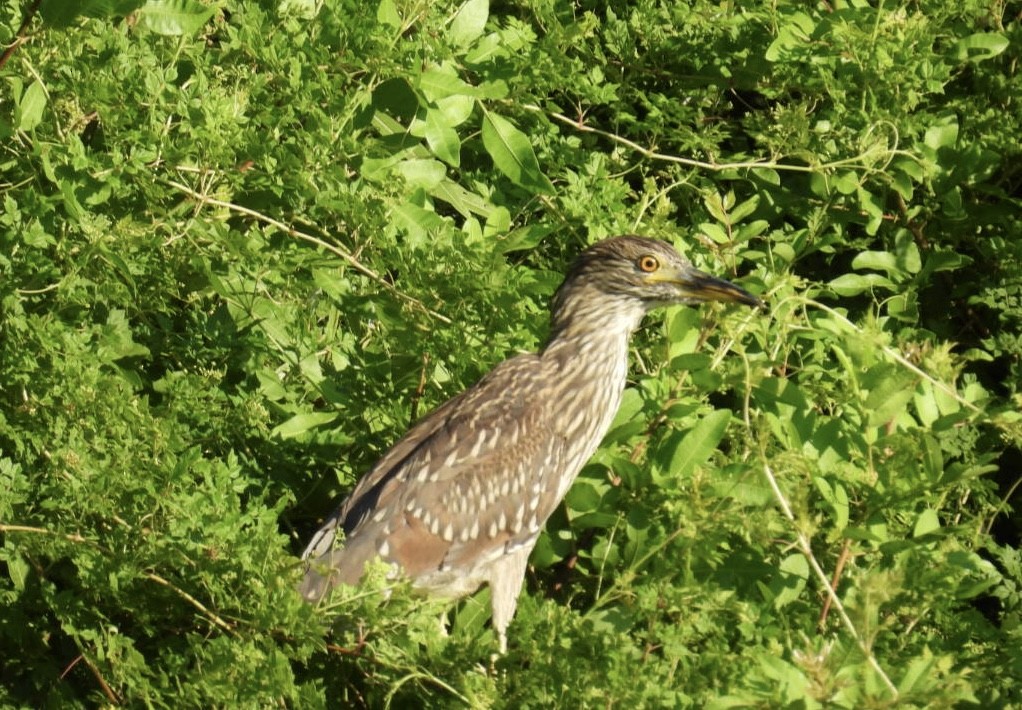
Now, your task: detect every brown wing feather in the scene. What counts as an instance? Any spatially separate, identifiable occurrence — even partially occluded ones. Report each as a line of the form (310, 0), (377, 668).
(301, 352), (571, 601)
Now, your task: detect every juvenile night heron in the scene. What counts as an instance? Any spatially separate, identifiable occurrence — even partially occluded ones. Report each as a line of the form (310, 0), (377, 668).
(300, 235), (760, 652)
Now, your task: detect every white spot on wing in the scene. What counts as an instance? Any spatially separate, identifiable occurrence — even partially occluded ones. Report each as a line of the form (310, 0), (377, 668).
(512, 504), (525, 531)
(470, 430), (487, 457)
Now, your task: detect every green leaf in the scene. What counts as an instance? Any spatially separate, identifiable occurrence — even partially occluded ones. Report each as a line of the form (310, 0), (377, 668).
(921, 250), (972, 277)
(278, 0), (319, 19)
(565, 480), (603, 514)
(924, 119), (959, 151)
(376, 0), (401, 29)
(393, 158), (447, 189)
(4, 547), (29, 590)
(864, 369), (916, 428)
(827, 273), (897, 296)
(898, 654), (937, 695)
(914, 382), (940, 427)
(498, 224), (556, 253)
(39, 0), (146, 26)
(424, 110), (462, 166)
(699, 222), (730, 244)
(814, 477), (849, 531)
(729, 194), (760, 223)
(771, 553), (809, 608)
(852, 250), (901, 277)
(435, 94), (475, 127)
(666, 307), (702, 358)
(392, 199), (445, 245)
(480, 111), (553, 194)
(953, 32), (1009, 62)
(418, 63), (478, 102)
(448, 0), (488, 48)
(271, 411), (338, 439)
(764, 12), (815, 62)
(913, 509), (940, 538)
(666, 409), (732, 479)
(429, 179), (493, 218)
(16, 81), (47, 132)
(137, 0), (216, 36)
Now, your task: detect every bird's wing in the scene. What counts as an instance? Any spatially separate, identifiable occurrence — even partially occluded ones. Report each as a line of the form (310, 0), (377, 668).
(301, 352), (573, 597)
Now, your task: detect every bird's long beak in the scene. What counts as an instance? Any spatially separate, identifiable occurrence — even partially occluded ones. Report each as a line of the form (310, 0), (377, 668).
(654, 265), (763, 308)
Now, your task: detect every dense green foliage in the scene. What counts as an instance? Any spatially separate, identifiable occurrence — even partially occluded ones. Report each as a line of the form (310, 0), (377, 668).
(2, 0), (1021, 706)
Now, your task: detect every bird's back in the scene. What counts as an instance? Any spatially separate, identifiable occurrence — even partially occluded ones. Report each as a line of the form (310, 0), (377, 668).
(300, 349), (583, 600)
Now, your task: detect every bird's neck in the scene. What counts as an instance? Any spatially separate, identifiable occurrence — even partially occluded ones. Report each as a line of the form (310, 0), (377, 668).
(541, 290), (647, 384)
(544, 288), (647, 349)
(538, 292), (647, 501)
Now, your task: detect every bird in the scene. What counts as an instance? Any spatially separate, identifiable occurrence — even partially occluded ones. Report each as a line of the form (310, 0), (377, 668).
(300, 235), (761, 652)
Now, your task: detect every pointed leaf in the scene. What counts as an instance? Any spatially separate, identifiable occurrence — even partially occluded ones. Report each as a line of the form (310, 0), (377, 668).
(272, 412), (339, 439)
(425, 109), (461, 166)
(138, 0), (216, 36)
(481, 111), (553, 194)
(449, 0), (488, 48)
(667, 409), (732, 479)
(16, 81), (47, 132)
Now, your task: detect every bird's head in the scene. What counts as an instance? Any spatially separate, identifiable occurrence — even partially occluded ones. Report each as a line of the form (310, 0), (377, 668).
(552, 236), (762, 325)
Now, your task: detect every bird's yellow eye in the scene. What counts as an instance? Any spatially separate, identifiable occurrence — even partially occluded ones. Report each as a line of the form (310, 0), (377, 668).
(637, 255), (660, 273)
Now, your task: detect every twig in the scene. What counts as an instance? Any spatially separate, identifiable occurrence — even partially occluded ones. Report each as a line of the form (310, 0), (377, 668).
(0, 524), (94, 544)
(524, 105), (912, 175)
(0, 0), (41, 71)
(62, 650), (121, 705)
(144, 572), (237, 635)
(326, 623), (368, 657)
(1, 524), (237, 636)
(163, 177), (452, 325)
(818, 538), (852, 629)
(804, 298), (982, 414)
(983, 473), (1022, 537)
(760, 461), (899, 698)
(410, 352), (430, 421)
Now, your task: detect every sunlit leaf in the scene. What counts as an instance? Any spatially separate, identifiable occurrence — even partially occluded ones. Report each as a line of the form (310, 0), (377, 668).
(665, 409), (732, 480)
(137, 0), (216, 35)
(449, 0), (488, 48)
(271, 411), (338, 438)
(480, 110), (554, 194)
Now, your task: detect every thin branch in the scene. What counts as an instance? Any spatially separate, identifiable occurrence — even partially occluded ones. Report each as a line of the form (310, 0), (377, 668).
(818, 539), (852, 629)
(983, 473), (1022, 537)
(163, 177), (452, 325)
(1, 524), (237, 636)
(0, 0), (41, 71)
(760, 461), (899, 698)
(804, 298), (982, 415)
(525, 105), (912, 175)
(63, 649), (121, 705)
(143, 572), (237, 635)
(0, 524), (96, 546)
